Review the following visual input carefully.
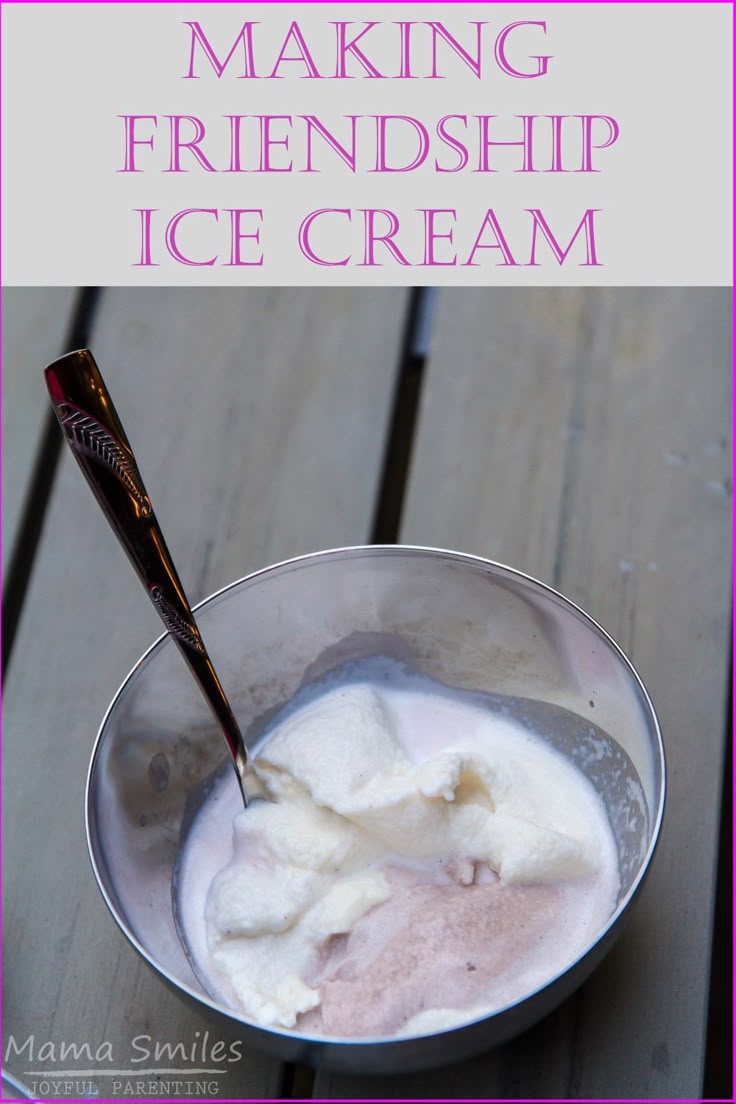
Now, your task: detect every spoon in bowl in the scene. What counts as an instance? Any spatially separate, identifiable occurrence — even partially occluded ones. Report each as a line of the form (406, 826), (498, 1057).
(45, 348), (263, 805)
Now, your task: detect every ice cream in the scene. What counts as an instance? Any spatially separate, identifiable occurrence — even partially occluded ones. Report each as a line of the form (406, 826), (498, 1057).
(178, 660), (619, 1037)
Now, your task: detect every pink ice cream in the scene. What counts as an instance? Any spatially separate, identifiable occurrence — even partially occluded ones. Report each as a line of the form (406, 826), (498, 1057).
(178, 667), (619, 1038)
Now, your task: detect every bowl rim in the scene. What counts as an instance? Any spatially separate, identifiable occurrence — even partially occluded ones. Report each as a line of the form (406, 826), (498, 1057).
(85, 543), (666, 1047)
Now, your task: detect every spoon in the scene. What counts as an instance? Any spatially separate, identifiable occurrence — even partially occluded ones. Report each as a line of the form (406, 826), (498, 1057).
(45, 348), (263, 805)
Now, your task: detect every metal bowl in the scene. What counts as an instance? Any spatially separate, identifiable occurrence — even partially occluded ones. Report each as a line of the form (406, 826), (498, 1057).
(86, 546), (665, 1074)
(1, 1071), (34, 1100)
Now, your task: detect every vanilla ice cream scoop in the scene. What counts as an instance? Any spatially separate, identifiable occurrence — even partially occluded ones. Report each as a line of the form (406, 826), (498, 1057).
(255, 684), (601, 879)
(180, 666), (619, 1035)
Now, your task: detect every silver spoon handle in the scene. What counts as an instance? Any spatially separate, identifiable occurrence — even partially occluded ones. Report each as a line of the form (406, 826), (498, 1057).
(45, 349), (250, 798)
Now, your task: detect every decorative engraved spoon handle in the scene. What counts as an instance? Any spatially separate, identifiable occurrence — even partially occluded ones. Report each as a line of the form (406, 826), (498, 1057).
(45, 348), (257, 804)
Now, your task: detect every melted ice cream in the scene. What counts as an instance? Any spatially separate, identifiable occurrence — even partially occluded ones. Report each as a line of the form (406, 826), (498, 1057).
(178, 663), (619, 1037)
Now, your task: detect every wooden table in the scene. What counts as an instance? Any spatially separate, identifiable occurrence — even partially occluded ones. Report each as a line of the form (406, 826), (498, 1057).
(2, 287), (731, 1101)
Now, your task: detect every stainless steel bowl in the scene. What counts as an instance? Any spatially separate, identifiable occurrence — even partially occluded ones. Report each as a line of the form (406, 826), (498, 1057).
(86, 546), (665, 1074)
(1, 1070), (34, 1100)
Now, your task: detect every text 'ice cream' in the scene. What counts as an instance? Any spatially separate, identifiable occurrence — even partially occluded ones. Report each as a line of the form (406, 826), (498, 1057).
(178, 662), (619, 1038)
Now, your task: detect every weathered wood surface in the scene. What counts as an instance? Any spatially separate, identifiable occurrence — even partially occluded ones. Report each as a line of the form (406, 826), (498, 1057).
(315, 288), (731, 1099)
(1, 287), (77, 574)
(2, 287), (408, 1100)
(4, 287), (729, 1102)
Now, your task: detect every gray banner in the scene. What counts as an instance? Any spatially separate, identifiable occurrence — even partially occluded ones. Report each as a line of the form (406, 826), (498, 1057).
(1, 3), (732, 284)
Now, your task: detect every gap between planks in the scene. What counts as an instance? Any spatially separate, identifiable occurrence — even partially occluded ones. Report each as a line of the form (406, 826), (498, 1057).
(2, 286), (102, 675)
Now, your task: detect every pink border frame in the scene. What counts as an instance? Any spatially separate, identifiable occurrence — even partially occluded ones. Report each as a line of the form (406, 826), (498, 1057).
(0, 2), (732, 1102)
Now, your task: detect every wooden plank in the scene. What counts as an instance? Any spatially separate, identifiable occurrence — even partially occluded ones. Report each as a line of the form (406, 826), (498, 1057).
(1, 287), (77, 574)
(2, 287), (408, 1100)
(315, 288), (731, 1099)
